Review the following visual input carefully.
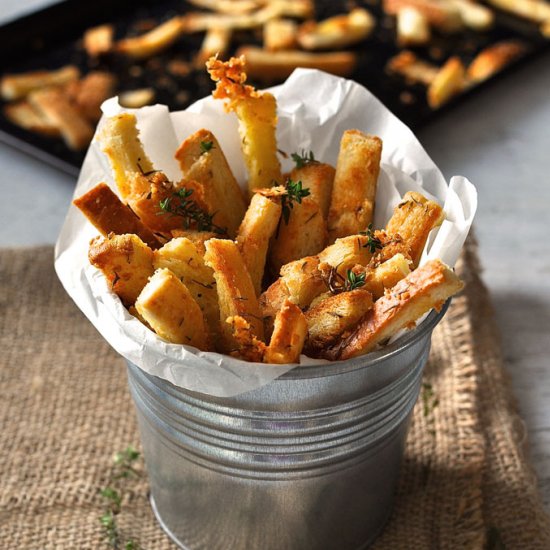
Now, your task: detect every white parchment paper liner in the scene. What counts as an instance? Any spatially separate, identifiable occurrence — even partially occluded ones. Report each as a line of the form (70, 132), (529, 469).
(55, 69), (477, 397)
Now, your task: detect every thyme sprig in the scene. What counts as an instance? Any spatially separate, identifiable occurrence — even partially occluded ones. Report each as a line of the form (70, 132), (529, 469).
(291, 150), (317, 169)
(99, 446), (142, 550)
(159, 187), (227, 235)
(421, 382), (439, 418)
(324, 267), (366, 295)
(359, 224), (383, 254)
(281, 179), (310, 224)
(346, 270), (366, 291)
(200, 140), (214, 155)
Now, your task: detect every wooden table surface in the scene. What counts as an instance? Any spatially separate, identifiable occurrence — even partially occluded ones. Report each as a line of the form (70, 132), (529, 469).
(2, 0), (549, 513)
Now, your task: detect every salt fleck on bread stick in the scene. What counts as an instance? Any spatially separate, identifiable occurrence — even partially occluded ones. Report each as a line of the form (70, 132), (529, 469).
(135, 268), (209, 350)
(325, 259), (463, 360)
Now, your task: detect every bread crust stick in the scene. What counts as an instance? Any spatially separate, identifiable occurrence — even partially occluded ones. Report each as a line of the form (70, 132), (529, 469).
(153, 237), (221, 343)
(28, 88), (94, 150)
(467, 41), (526, 83)
(487, 0), (550, 24)
(175, 128), (246, 237)
(383, 0), (463, 32)
(237, 192), (282, 296)
(236, 46), (357, 81)
(385, 191), (444, 267)
(305, 289), (373, 355)
(73, 183), (161, 249)
(89, 234), (154, 306)
(0, 65), (79, 101)
(207, 55), (282, 194)
(204, 238), (264, 353)
(289, 162), (335, 219)
(135, 268), (209, 350)
(297, 8), (375, 50)
(98, 113), (154, 199)
(264, 300), (308, 364)
(328, 130), (382, 242)
(324, 259), (463, 360)
(269, 196), (327, 274)
(3, 101), (60, 136)
(115, 16), (186, 59)
(264, 18), (298, 51)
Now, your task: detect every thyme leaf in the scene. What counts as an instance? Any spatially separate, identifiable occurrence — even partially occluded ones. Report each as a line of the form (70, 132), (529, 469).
(200, 140), (214, 155)
(281, 179), (310, 225)
(99, 447), (143, 549)
(158, 187), (227, 235)
(323, 267), (366, 294)
(346, 270), (366, 291)
(291, 150), (317, 169)
(359, 224), (383, 254)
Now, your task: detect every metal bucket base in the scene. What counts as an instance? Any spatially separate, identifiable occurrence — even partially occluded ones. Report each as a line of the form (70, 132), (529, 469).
(149, 492), (392, 550)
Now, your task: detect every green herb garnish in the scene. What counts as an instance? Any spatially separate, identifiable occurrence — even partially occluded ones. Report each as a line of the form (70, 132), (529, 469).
(291, 150), (317, 169)
(346, 270), (366, 291)
(360, 224), (383, 254)
(281, 179), (310, 224)
(159, 187), (226, 235)
(324, 267), (366, 294)
(200, 140), (214, 155)
(421, 382), (439, 418)
(99, 447), (142, 549)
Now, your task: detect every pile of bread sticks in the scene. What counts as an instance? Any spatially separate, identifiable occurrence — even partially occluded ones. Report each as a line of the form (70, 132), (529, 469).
(74, 55), (463, 364)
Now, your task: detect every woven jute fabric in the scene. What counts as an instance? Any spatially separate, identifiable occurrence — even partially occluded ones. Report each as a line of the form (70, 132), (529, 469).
(0, 243), (549, 549)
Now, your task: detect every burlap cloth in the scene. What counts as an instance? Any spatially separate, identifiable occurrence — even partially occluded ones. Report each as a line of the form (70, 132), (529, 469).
(1, 240), (549, 549)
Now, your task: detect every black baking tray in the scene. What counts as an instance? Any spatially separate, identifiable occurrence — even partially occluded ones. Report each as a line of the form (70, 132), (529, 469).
(0, 0), (548, 176)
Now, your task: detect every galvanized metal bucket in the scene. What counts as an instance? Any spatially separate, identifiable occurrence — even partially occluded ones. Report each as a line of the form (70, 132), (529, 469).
(126, 303), (448, 550)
